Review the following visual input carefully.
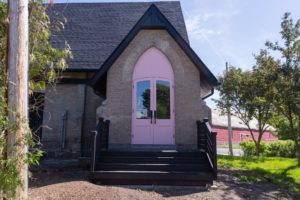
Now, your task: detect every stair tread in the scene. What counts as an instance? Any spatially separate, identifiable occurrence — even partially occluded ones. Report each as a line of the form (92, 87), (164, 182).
(99, 156), (207, 159)
(93, 170), (212, 173)
(97, 163), (208, 166)
(101, 151), (205, 157)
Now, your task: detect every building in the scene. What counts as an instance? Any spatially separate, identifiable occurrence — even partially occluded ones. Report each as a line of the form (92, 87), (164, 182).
(33, 2), (219, 185)
(212, 110), (277, 145)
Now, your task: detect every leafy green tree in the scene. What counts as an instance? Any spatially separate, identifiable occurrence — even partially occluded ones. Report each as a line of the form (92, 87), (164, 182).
(265, 12), (300, 165)
(0, 0), (71, 197)
(269, 114), (294, 140)
(215, 53), (275, 155)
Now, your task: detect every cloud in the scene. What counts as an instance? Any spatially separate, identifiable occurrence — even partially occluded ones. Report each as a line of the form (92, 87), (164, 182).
(182, 0), (251, 73)
(185, 7), (239, 40)
(185, 14), (223, 37)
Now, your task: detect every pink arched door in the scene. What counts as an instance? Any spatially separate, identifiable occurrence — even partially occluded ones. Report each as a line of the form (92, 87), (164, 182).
(132, 47), (175, 145)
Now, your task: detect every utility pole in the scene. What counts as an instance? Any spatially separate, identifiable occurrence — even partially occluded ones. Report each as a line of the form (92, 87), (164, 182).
(7, 0), (29, 199)
(226, 62), (233, 156)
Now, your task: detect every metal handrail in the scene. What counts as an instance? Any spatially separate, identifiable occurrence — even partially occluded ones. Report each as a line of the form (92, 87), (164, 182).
(90, 130), (98, 172)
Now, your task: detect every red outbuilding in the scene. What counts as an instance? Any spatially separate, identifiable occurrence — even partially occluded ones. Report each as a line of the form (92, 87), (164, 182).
(212, 110), (278, 145)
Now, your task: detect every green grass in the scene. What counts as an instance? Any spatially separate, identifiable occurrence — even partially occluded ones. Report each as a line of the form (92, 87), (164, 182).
(218, 155), (300, 193)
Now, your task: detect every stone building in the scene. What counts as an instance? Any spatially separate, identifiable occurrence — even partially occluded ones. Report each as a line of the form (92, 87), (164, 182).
(35, 2), (218, 159)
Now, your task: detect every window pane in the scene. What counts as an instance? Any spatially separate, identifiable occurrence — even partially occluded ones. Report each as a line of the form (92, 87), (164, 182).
(156, 80), (170, 119)
(136, 80), (151, 119)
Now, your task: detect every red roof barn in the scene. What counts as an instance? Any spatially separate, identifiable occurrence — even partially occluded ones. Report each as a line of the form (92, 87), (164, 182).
(212, 110), (278, 145)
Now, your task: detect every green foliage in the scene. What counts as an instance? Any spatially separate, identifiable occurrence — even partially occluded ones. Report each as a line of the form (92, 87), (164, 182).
(215, 55), (275, 155)
(28, 0), (72, 92)
(270, 115), (294, 140)
(0, 0), (71, 197)
(240, 140), (296, 158)
(218, 155), (300, 193)
(264, 140), (296, 158)
(0, 155), (21, 198)
(265, 12), (300, 165)
(215, 12), (300, 161)
(240, 141), (258, 156)
(240, 141), (266, 156)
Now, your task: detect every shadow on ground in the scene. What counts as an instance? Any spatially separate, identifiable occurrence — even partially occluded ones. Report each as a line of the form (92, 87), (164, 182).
(29, 159), (297, 199)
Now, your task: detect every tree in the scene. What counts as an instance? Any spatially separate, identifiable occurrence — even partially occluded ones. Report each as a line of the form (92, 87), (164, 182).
(215, 54), (275, 155)
(265, 12), (300, 165)
(0, 0), (71, 198)
(246, 50), (277, 154)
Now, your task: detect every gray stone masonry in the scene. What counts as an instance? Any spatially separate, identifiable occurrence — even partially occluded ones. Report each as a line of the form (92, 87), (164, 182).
(102, 30), (211, 148)
(42, 29), (212, 157)
(42, 84), (85, 157)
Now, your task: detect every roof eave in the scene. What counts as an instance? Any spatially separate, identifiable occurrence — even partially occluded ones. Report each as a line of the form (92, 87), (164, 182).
(89, 4), (218, 90)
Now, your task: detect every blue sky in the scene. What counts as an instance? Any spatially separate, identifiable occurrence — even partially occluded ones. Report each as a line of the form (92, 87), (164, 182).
(49, 0), (300, 107)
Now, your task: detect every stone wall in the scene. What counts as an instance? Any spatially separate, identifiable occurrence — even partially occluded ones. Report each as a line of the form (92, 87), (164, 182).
(42, 83), (102, 157)
(103, 29), (211, 148)
(41, 29), (213, 156)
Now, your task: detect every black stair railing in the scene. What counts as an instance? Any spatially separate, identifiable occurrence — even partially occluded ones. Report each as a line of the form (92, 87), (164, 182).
(197, 119), (217, 179)
(91, 117), (110, 172)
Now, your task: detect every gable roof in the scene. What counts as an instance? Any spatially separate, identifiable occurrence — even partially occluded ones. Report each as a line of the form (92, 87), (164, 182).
(90, 4), (219, 88)
(48, 2), (189, 71)
(212, 109), (276, 132)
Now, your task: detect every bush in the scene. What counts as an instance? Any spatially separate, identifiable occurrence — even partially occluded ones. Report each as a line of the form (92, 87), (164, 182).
(240, 141), (256, 156)
(264, 140), (295, 158)
(240, 140), (296, 157)
(240, 141), (266, 156)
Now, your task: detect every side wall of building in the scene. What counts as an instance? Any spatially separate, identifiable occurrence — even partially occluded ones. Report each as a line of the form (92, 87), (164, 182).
(102, 30), (211, 148)
(42, 79), (103, 157)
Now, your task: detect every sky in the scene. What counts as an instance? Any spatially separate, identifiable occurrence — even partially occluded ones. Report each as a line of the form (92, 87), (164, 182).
(48, 0), (300, 108)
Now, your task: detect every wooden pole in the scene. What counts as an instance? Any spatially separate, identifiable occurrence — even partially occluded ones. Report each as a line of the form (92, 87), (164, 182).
(226, 62), (233, 156)
(7, 0), (29, 199)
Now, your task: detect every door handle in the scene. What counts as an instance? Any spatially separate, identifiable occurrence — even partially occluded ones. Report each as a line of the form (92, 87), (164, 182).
(154, 110), (157, 124)
(150, 110), (153, 124)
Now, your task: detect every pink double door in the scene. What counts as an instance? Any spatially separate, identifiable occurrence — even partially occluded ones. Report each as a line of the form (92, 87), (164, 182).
(132, 78), (175, 145)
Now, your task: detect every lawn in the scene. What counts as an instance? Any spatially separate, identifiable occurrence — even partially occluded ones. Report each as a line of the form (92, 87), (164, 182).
(218, 155), (300, 193)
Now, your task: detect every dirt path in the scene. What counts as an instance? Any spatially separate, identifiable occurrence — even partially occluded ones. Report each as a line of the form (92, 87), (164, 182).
(29, 167), (293, 200)
(29, 160), (300, 200)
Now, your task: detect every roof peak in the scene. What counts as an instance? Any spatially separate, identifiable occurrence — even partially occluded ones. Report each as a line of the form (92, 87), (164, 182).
(90, 1), (218, 94)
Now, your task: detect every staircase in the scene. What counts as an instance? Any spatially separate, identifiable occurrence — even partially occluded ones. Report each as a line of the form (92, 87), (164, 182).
(89, 118), (217, 186)
(90, 150), (214, 185)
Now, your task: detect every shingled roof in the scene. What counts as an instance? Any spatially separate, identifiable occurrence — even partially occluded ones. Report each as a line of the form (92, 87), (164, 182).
(48, 2), (189, 71)
(212, 109), (276, 132)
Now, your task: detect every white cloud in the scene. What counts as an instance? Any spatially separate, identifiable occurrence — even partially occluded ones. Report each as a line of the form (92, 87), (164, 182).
(185, 14), (223, 37)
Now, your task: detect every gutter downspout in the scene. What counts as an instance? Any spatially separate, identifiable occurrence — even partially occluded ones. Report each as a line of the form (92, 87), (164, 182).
(202, 88), (214, 100)
(80, 73), (88, 157)
(60, 111), (68, 152)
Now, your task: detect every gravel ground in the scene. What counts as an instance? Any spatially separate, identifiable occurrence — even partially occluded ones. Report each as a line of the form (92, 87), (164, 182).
(29, 161), (295, 200)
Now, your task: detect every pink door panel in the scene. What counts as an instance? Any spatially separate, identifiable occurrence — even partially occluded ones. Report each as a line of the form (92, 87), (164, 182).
(153, 79), (174, 144)
(132, 47), (174, 145)
(132, 79), (153, 144)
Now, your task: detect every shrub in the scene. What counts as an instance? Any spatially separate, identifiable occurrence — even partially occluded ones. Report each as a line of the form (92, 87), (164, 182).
(240, 141), (256, 156)
(264, 140), (295, 158)
(240, 140), (296, 157)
